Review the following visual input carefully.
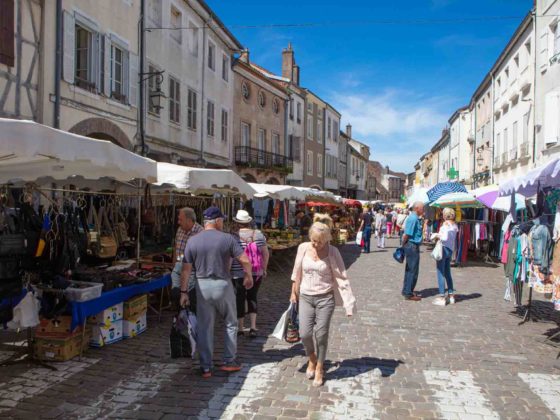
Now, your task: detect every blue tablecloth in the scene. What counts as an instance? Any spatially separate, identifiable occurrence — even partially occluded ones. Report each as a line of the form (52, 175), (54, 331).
(70, 274), (170, 329)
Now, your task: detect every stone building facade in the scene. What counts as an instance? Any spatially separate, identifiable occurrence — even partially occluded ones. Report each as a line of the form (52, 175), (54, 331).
(232, 54), (289, 184)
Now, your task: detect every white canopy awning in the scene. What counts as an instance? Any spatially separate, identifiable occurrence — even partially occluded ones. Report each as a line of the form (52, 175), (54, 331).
(0, 118), (157, 184)
(294, 187), (337, 203)
(155, 162), (254, 197)
(248, 183), (307, 201)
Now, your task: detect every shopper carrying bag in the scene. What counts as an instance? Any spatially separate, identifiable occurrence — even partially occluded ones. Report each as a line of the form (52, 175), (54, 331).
(290, 214), (356, 387)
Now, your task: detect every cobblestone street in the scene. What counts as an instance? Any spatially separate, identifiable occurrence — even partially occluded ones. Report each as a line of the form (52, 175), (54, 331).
(2, 237), (560, 419)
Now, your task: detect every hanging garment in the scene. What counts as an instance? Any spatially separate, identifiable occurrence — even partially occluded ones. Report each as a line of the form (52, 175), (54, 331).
(530, 223), (553, 272)
(501, 229), (512, 264)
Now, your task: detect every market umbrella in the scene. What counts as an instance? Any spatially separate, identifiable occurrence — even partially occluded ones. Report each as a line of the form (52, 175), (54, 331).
(499, 158), (560, 197)
(427, 182), (467, 203)
(472, 185), (526, 212)
(431, 192), (483, 208)
(406, 187), (430, 206)
(343, 198), (362, 207)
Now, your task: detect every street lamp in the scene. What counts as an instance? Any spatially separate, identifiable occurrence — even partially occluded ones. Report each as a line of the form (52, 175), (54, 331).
(138, 70), (165, 156)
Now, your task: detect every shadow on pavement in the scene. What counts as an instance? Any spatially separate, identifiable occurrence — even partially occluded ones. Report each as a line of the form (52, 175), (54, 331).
(325, 356), (405, 380)
(338, 243), (362, 270)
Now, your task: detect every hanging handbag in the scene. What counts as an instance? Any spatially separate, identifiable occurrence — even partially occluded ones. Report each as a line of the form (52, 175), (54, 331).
(431, 240), (443, 261)
(393, 247), (405, 264)
(86, 201), (100, 254)
(97, 207), (118, 259)
(142, 185), (156, 226)
(285, 303), (300, 343)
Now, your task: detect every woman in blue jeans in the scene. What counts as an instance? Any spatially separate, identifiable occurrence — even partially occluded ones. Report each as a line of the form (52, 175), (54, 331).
(433, 208), (458, 306)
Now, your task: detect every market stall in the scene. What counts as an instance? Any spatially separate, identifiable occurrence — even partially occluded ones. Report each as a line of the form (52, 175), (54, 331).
(497, 159), (560, 339)
(0, 119), (174, 365)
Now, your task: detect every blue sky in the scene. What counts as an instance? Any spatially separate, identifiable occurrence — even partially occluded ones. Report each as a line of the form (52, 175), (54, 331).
(206, 0), (532, 173)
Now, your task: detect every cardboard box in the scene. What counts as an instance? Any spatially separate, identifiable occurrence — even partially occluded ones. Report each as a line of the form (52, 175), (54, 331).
(90, 320), (123, 347)
(35, 330), (91, 362)
(123, 312), (147, 338)
(88, 303), (123, 325)
(35, 316), (80, 339)
(124, 294), (148, 319)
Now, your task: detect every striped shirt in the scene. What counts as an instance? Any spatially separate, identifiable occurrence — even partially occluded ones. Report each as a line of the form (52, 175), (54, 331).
(230, 229), (267, 278)
(175, 223), (203, 261)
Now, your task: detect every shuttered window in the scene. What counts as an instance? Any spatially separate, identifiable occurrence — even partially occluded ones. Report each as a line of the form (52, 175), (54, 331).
(0, 0), (15, 67)
(169, 77), (180, 124)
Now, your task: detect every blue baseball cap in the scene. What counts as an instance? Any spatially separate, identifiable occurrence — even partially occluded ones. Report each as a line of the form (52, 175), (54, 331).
(203, 206), (225, 220)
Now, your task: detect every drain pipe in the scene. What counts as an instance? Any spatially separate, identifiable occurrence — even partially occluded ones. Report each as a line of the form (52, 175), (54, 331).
(53, 0), (62, 128)
(199, 18), (208, 166)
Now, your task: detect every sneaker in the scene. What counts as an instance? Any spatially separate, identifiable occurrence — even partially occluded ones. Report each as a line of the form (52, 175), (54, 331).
(433, 296), (447, 306)
(200, 368), (212, 379)
(219, 360), (242, 373)
(448, 295), (456, 304)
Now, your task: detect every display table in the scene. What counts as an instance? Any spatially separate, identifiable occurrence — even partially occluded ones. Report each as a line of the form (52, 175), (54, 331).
(70, 274), (171, 330)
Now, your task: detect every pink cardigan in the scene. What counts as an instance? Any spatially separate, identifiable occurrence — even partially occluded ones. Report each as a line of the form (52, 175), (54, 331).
(291, 242), (357, 316)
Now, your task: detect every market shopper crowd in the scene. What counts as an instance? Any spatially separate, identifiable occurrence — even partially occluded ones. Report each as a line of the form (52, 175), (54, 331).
(172, 200), (460, 384)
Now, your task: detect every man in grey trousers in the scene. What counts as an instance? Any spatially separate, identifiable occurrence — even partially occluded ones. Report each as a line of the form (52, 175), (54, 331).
(180, 206), (253, 378)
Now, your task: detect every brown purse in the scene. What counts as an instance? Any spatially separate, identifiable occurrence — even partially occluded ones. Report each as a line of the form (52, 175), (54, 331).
(142, 184), (156, 226)
(96, 206), (118, 259)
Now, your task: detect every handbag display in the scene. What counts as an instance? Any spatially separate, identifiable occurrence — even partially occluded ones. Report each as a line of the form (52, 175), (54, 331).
(97, 207), (118, 259)
(142, 185), (156, 226)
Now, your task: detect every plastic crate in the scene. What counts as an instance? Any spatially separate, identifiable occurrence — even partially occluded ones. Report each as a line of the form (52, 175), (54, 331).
(63, 281), (103, 302)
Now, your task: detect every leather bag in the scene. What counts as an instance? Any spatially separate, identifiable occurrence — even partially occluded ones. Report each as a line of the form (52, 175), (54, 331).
(97, 207), (118, 259)
(142, 185), (156, 226)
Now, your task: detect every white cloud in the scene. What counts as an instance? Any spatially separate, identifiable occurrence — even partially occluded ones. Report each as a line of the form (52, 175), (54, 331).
(329, 89), (455, 173)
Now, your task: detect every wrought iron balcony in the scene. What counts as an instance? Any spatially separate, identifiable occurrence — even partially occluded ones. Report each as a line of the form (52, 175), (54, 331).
(494, 155), (501, 168)
(235, 146), (293, 174)
(520, 142), (529, 158)
(509, 147), (518, 161)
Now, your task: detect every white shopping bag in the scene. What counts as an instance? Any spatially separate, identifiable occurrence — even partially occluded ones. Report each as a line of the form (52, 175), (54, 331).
(272, 303), (294, 340)
(355, 231), (363, 247)
(431, 240), (443, 261)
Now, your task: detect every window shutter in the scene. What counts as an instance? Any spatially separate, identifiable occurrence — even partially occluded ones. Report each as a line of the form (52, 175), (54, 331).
(544, 91), (560, 144)
(129, 52), (137, 107)
(294, 136), (301, 162)
(103, 36), (111, 96)
(540, 28), (549, 69)
(62, 11), (75, 83)
(0, 0), (15, 67)
(555, 24), (560, 56)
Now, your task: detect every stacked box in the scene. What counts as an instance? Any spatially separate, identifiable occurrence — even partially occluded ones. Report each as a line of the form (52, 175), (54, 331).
(34, 316), (90, 362)
(35, 330), (91, 362)
(88, 303), (124, 347)
(123, 295), (148, 339)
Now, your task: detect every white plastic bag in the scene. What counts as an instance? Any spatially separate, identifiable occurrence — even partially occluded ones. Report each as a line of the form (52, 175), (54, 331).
(7, 292), (40, 330)
(431, 240), (443, 261)
(355, 231), (363, 247)
(272, 303), (294, 340)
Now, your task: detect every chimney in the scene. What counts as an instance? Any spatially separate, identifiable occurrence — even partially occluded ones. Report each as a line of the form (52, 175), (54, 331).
(240, 49), (250, 64)
(292, 65), (300, 86)
(282, 43), (295, 81)
(346, 124), (352, 139)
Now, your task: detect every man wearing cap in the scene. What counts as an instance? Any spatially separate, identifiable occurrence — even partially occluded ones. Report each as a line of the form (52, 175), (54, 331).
(180, 206), (254, 378)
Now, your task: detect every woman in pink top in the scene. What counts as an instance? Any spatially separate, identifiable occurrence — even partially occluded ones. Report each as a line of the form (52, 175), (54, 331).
(290, 214), (356, 387)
